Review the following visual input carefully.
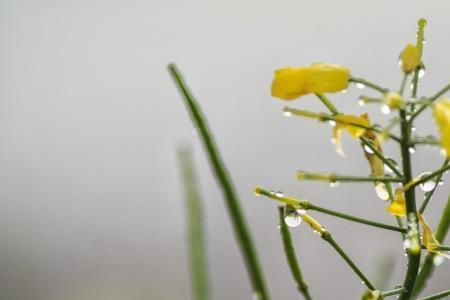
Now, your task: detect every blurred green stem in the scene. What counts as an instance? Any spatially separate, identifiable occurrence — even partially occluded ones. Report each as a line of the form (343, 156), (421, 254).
(416, 289), (450, 300)
(177, 146), (210, 300)
(278, 207), (313, 300)
(169, 63), (270, 300)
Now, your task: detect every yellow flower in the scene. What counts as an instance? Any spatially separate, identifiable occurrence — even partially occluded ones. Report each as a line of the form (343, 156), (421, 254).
(332, 114), (369, 157)
(271, 64), (350, 100)
(400, 44), (420, 73)
(417, 213), (450, 259)
(433, 100), (450, 157)
(386, 190), (406, 216)
(384, 92), (404, 109)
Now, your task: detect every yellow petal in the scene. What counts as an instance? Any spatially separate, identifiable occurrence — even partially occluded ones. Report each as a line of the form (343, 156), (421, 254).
(386, 190), (406, 216)
(400, 44), (420, 73)
(417, 213), (450, 259)
(332, 114), (370, 157)
(384, 92), (404, 109)
(433, 100), (450, 157)
(271, 64), (350, 100)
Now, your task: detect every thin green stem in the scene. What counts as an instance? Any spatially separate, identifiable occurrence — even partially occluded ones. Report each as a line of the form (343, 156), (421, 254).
(382, 287), (407, 297)
(284, 107), (402, 142)
(297, 171), (404, 183)
(409, 163), (450, 191)
(168, 63), (270, 300)
(308, 203), (406, 233)
(177, 146), (210, 300)
(360, 137), (403, 177)
(414, 194), (450, 296)
(399, 74), (408, 95)
(398, 107), (421, 300)
(255, 186), (405, 233)
(410, 83), (450, 121)
(321, 232), (376, 290)
(419, 159), (450, 214)
(278, 207), (313, 300)
(315, 93), (338, 115)
(416, 290), (450, 300)
(421, 245), (450, 251)
(349, 77), (389, 93)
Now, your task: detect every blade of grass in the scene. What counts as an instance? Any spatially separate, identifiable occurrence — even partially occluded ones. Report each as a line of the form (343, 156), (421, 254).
(168, 63), (270, 300)
(177, 145), (210, 300)
(277, 207), (313, 300)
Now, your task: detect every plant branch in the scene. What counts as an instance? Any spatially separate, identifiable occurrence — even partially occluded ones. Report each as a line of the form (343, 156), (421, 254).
(177, 146), (210, 300)
(360, 136), (403, 177)
(419, 159), (449, 213)
(416, 289), (450, 300)
(414, 194), (450, 296)
(254, 187), (406, 233)
(297, 171), (404, 183)
(410, 83), (450, 121)
(381, 287), (407, 297)
(315, 93), (338, 115)
(278, 207), (313, 300)
(349, 77), (389, 93)
(168, 63), (270, 300)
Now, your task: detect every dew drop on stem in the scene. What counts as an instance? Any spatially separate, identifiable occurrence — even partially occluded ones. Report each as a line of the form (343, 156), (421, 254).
(284, 205), (302, 228)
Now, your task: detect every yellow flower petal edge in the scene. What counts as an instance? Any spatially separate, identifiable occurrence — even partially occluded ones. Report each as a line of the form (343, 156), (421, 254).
(386, 190), (406, 216)
(332, 113), (370, 157)
(433, 99), (450, 157)
(400, 44), (420, 73)
(271, 64), (350, 100)
(417, 213), (450, 259)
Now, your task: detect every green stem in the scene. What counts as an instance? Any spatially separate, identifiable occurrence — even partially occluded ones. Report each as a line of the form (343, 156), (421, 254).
(419, 159), (449, 213)
(168, 64), (270, 300)
(382, 287), (407, 297)
(177, 146), (210, 300)
(321, 231), (376, 290)
(255, 187), (405, 233)
(399, 74), (408, 95)
(349, 77), (388, 93)
(410, 83), (450, 121)
(315, 93), (338, 115)
(413, 194), (450, 296)
(278, 207), (313, 300)
(398, 108), (421, 300)
(284, 107), (402, 142)
(421, 245), (450, 251)
(409, 163), (450, 191)
(416, 290), (450, 300)
(360, 137), (403, 177)
(297, 171), (403, 183)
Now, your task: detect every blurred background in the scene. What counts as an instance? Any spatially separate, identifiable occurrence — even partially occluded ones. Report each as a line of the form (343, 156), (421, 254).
(1, 0), (450, 299)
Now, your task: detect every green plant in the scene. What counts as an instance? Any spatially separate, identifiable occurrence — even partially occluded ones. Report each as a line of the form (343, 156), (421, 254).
(170, 18), (450, 300)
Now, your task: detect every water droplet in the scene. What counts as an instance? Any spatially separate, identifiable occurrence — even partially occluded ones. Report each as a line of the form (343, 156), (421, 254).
(329, 181), (340, 188)
(364, 145), (374, 154)
(284, 205), (302, 228)
(440, 148), (447, 157)
(277, 225), (281, 230)
(418, 66), (426, 78)
(296, 209), (306, 215)
(358, 99), (366, 107)
(356, 83), (366, 89)
(192, 127), (199, 135)
(422, 38), (427, 44)
(275, 191), (284, 197)
(381, 105), (391, 115)
(403, 238), (412, 249)
(409, 147), (416, 154)
(252, 292), (262, 300)
(410, 83), (415, 90)
(411, 126), (416, 132)
(419, 172), (437, 192)
(375, 183), (390, 201)
(433, 255), (445, 266)
(341, 89), (347, 94)
(438, 179), (444, 186)
(328, 120), (336, 127)
(283, 110), (293, 117)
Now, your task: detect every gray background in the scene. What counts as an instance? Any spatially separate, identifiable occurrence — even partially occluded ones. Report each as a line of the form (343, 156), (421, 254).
(1, 0), (450, 299)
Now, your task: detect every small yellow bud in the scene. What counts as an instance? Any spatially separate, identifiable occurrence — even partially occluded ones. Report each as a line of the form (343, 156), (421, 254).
(271, 64), (350, 100)
(386, 190), (406, 216)
(384, 92), (404, 109)
(400, 44), (420, 73)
